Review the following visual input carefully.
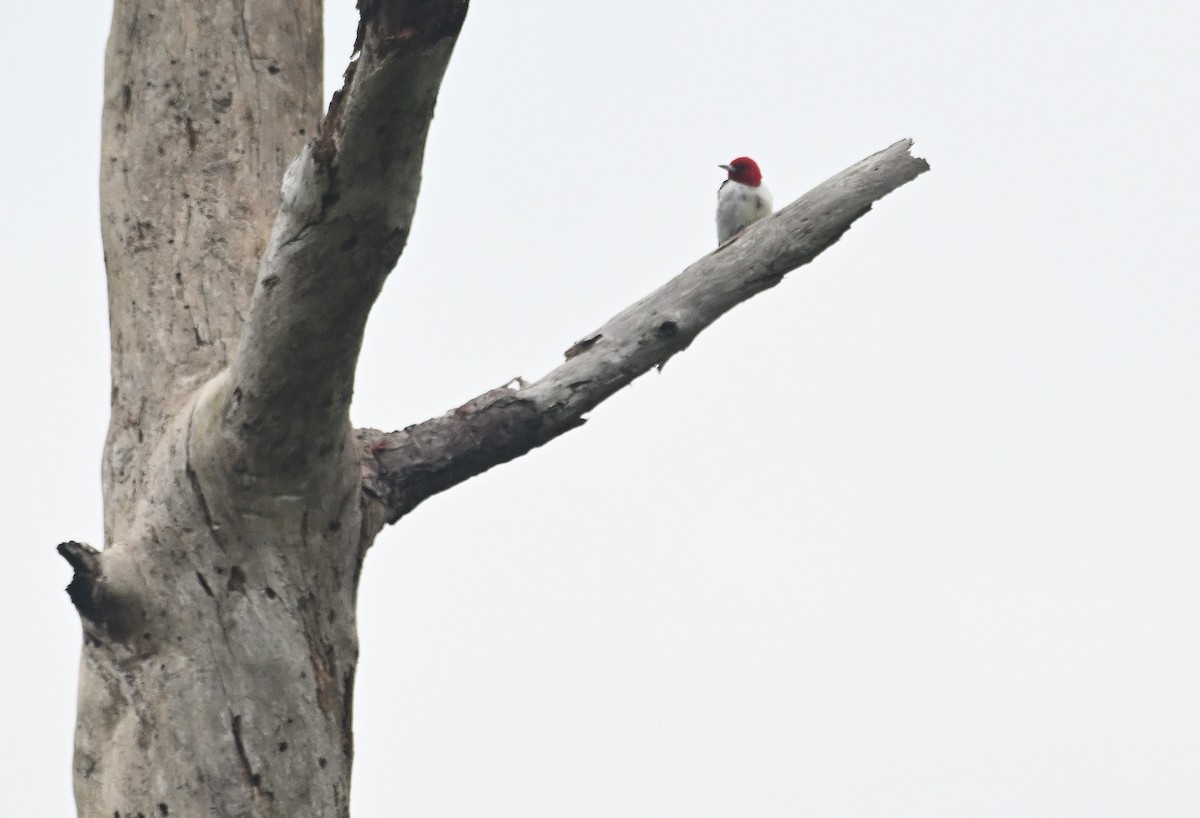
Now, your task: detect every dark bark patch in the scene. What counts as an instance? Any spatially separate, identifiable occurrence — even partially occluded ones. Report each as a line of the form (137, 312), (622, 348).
(126, 220), (155, 252)
(264, 585), (277, 599)
(313, 86), (350, 169)
(230, 714), (263, 793)
(227, 565), (247, 594)
(58, 541), (103, 623)
(300, 596), (339, 717)
(357, 0), (470, 57)
(565, 334), (602, 359)
(184, 117), (198, 153)
(185, 444), (226, 552)
(341, 667), (356, 758)
(657, 320), (679, 338)
(158, 805), (168, 816)
(196, 572), (214, 597)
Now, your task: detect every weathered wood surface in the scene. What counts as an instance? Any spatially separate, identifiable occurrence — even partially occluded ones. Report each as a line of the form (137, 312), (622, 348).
(69, 0), (926, 814)
(76, 2), (468, 816)
(358, 140), (929, 525)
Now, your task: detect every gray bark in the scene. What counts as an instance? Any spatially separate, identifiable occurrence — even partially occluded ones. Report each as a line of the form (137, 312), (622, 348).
(77, 1), (467, 816)
(358, 139), (929, 525)
(65, 0), (927, 815)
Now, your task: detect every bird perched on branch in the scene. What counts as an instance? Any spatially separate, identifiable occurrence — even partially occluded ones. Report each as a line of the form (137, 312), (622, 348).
(716, 156), (773, 245)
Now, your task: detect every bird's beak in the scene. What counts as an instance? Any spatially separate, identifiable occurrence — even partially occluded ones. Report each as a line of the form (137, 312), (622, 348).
(718, 164), (733, 172)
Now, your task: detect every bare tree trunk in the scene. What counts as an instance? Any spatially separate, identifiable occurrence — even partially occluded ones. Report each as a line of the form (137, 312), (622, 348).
(77, 1), (466, 815)
(64, 1), (927, 815)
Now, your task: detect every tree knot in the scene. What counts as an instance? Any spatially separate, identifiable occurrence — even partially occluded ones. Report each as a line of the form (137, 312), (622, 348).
(58, 541), (104, 624)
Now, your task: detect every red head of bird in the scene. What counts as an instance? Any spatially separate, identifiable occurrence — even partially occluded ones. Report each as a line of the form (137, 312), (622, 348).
(719, 156), (764, 187)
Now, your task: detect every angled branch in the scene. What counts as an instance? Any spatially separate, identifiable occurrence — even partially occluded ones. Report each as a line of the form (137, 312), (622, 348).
(211, 0), (469, 473)
(358, 139), (930, 526)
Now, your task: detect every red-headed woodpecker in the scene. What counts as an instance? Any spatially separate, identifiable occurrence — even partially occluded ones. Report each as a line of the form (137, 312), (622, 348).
(717, 157), (773, 245)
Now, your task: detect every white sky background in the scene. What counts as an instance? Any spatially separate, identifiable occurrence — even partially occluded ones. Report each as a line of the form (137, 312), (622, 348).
(2, 0), (1198, 814)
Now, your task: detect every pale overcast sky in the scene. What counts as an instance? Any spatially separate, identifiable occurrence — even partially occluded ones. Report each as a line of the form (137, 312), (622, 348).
(3, 1), (1198, 815)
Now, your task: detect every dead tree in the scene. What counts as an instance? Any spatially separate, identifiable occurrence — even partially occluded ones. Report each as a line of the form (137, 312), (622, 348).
(61, 1), (929, 815)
